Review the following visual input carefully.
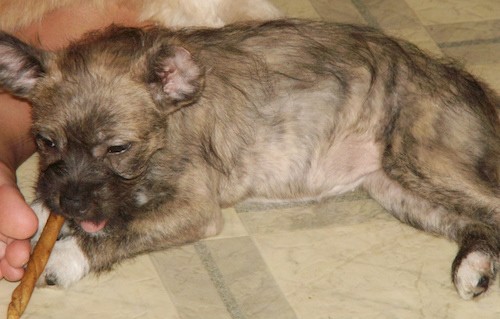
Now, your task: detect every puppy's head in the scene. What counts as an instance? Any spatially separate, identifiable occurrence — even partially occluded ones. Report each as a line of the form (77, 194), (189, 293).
(0, 27), (204, 233)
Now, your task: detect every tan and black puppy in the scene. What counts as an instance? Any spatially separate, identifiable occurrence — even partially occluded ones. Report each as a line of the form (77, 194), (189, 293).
(0, 20), (498, 300)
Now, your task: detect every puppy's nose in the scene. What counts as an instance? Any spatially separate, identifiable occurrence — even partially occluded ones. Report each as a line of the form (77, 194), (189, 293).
(60, 192), (85, 213)
(59, 185), (89, 214)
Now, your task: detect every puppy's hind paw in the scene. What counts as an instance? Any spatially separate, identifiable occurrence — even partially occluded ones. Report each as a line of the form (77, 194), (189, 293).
(453, 251), (497, 300)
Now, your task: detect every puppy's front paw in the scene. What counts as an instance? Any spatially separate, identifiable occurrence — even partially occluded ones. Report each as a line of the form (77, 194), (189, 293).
(453, 251), (497, 299)
(30, 201), (71, 243)
(37, 236), (90, 287)
(30, 201), (51, 243)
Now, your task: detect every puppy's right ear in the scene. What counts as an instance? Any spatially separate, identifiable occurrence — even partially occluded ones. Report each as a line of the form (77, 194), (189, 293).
(0, 32), (46, 98)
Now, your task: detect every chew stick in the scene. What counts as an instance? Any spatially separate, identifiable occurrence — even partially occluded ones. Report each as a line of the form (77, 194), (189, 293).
(7, 213), (65, 319)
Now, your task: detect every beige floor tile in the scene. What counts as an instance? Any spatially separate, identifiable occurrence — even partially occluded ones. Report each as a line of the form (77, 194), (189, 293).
(427, 20), (500, 44)
(205, 208), (249, 240)
(468, 63), (500, 91)
(236, 189), (371, 213)
(239, 198), (389, 235)
(0, 282), (17, 318)
(269, 0), (321, 19)
(385, 26), (443, 56)
(308, 0), (366, 24)
(405, 0), (500, 25)
(203, 238), (297, 319)
(363, 0), (422, 29)
(254, 221), (500, 319)
(16, 154), (39, 203)
(0, 255), (179, 319)
(150, 246), (233, 319)
(441, 42), (500, 66)
(151, 238), (298, 319)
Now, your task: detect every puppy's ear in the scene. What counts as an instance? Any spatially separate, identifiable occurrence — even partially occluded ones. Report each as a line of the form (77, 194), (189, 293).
(147, 46), (204, 113)
(0, 32), (46, 98)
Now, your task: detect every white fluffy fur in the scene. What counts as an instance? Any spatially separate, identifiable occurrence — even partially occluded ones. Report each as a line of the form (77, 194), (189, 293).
(31, 201), (71, 243)
(454, 251), (495, 299)
(0, 0), (282, 32)
(39, 237), (90, 287)
(29, 201), (50, 243)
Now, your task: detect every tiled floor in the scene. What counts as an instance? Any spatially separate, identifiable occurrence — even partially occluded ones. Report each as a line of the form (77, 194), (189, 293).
(1, 0), (499, 318)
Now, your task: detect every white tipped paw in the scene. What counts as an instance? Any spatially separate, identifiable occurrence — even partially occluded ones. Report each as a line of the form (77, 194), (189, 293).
(454, 251), (496, 299)
(37, 236), (90, 287)
(30, 201), (50, 243)
(30, 201), (71, 243)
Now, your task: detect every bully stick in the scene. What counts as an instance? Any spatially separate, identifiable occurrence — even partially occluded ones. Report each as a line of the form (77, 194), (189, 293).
(7, 213), (65, 319)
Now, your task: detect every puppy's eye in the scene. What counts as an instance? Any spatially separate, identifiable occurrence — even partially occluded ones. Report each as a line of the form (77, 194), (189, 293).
(107, 143), (131, 155)
(35, 134), (56, 149)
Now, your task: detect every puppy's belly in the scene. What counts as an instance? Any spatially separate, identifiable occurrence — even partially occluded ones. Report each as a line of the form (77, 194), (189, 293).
(305, 136), (381, 198)
(241, 136), (382, 202)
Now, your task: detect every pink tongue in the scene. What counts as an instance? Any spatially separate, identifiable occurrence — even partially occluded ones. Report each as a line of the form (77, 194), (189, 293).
(80, 220), (107, 233)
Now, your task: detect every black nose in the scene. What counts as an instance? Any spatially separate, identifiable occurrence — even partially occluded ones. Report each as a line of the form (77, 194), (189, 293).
(60, 193), (83, 213)
(59, 183), (91, 214)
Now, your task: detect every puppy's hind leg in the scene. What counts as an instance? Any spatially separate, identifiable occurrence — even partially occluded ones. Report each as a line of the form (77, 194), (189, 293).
(363, 170), (499, 299)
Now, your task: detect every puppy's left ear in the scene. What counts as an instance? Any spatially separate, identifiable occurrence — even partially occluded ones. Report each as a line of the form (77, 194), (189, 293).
(147, 46), (204, 113)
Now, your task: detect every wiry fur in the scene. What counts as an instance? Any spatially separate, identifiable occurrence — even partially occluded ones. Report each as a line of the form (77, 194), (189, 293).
(0, 20), (498, 299)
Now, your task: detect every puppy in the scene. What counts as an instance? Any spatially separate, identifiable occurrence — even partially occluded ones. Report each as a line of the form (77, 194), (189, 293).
(0, 0), (282, 32)
(0, 20), (498, 300)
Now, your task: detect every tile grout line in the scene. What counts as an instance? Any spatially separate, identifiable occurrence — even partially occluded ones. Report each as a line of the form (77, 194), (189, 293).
(348, 0), (500, 50)
(349, 0), (380, 28)
(194, 242), (247, 319)
(437, 36), (500, 48)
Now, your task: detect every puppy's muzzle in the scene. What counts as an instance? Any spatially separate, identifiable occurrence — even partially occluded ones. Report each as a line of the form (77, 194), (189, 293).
(59, 182), (95, 216)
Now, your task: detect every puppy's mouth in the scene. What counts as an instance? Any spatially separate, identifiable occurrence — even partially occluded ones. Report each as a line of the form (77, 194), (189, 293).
(79, 219), (108, 233)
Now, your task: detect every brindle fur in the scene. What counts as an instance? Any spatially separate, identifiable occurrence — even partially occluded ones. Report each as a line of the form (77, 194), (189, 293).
(0, 20), (498, 299)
